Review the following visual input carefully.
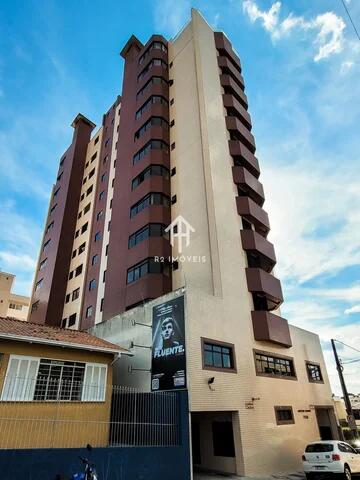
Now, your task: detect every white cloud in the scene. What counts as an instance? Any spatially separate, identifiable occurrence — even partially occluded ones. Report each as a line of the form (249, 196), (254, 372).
(242, 1), (346, 61)
(344, 305), (360, 315)
(153, 0), (190, 38)
(340, 60), (354, 74)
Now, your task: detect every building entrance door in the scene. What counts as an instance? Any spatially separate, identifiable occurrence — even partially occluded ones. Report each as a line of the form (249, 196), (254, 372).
(315, 407), (338, 440)
(191, 412), (236, 475)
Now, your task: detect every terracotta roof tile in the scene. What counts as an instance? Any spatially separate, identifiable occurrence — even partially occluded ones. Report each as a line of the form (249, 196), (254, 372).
(0, 316), (129, 354)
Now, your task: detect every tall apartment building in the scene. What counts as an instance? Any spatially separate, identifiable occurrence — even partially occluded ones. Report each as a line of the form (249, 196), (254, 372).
(0, 271), (29, 321)
(28, 9), (338, 476)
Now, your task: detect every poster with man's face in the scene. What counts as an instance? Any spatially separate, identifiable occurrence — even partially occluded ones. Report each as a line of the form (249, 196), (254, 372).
(151, 296), (186, 391)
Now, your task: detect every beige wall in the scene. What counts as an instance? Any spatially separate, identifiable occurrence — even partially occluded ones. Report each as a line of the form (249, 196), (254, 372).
(0, 339), (113, 449)
(0, 272), (29, 321)
(62, 128), (103, 329)
(95, 102), (121, 325)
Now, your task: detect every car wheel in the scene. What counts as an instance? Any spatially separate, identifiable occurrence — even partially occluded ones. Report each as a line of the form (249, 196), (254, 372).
(344, 465), (352, 480)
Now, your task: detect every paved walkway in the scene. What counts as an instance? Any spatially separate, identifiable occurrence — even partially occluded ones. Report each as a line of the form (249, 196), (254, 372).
(194, 472), (305, 480)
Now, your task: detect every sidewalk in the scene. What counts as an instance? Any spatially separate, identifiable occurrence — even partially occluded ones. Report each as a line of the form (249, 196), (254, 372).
(194, 472), (305, 480)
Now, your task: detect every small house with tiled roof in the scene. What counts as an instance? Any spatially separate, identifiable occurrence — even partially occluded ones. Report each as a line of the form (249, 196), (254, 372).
(0, 316), (130, 449)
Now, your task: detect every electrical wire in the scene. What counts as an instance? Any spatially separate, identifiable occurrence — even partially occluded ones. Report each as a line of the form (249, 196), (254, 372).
(334, 339), (360, 355)
(341, 358), (360, 365)
(340, 0), (360, 41)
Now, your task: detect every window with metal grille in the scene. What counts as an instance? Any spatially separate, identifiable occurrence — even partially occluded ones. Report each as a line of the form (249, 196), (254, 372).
(274, 406), (294, 425)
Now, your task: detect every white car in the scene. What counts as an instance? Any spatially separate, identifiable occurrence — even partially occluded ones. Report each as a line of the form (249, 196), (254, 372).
(303, 441), (360, 479)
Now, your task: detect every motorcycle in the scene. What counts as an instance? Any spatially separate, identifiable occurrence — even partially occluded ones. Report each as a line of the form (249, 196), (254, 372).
(71, 444), (99, 480)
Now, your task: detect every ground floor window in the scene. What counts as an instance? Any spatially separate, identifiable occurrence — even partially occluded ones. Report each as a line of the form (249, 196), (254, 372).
(1, 355), (107, 402)
(274, 406), (295, 425)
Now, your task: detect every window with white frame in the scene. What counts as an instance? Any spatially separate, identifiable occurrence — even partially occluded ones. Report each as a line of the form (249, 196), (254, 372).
(1, 355), (107, 402)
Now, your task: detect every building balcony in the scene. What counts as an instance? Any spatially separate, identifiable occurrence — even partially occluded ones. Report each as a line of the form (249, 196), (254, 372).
(136, 82), (169, 108)
(229, 140), (259, 178)
(246, 268), (283, 309)
(226, 117), (256, 154)
(134, 124), (170, 147)
(220, 74), (248, 110)
(240, 229), (276, 272)
(223, 94), (251, 130)
(137, 47), (168, 75)
(214, 32), (241, 71)
(137, 65), (169, 93)
(134, 103), (169, 131)
(218, 56), (244, 90)
(125, 273), (172, 310)
(252, 311), (292, 348)
(132, 149), (170, 177)
(236, 197), (269, 237)
(129, 204), (171, 233)
(233, 166), (264, 206)
(127, 237), (171, 267)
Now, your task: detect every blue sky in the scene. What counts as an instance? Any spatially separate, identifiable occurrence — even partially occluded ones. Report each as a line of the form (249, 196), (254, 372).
(0, 0), (359, 394)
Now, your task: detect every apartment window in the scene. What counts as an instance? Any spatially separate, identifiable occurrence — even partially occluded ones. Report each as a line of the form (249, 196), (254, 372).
(170, 119), (175, 128)
(72, 249), (77, 259)
(169, 61), (173, 68)
(212, 422), (235, 457)
(35, 279), (43, 291)
(306, 362), (323, 383)
(89, 279), (96, 291)
(136, 76), (168, 100)
(135, 95), (168, 120)
(75, 264), (83, 277)
(101, 172), (107, 182)
(53, 187), (60, 199)
(103, 155), (108, 164)
(134, 117), (169, 140)
(202, 339), (236, 372)
(95, 231), (102, 242)
(92, 254), (99, 266)
(170, 98), (174, 105)
(171, 167), (176, 176)
(65, 293), (70, 303)
(86, 185), (93, 196)
(85, 161), (89, 168)
(110, 199), (113, 209)
(80, 193), (85, 201)
(138, 41), (167, 65)
(78, 243), (86, 255)
(31, 301), (39, 313)
(254, 351), (296, 379)
(78, 211), (83, 219)
(61, 318), (67, 328)
(130, 193), (170, 218)
(69, 271), (74, 280)
(94, 136), (99, 145)
(75, 230), (79, 239)
(39, 258), (47, 271)
(70, 288), (79, 301)
(112, 178), (115, 188)
(91, 152), (97, 162)
(46, 221), (54, 234)
(88, 169), (95, 180)
(274, 406), (295, 425)
(68, 313), (76, 327)
(126, 258), (169, 284)
(132, 165), (169, 189)
(138, 58), (168, 82)
(128, 223), (167, 248)
(9, 303), (22, 311)
(86, 306), (93, 318)
(133, 139), (169, 165)
(60, 155), (66, 166)
(81, 222), (88, 234)
(50, 204), (57, 215)
(105, 139), (110, 147)
(171, 195), (177, 205)
(108, 221), (111, 232)
(97, 210), (104, 221)
(103, 270), (106, 282)
(100, 298), (104, 312)
(169, 79), (173, 86)
(57, 171), (63, 182)
(171, 142), (175, 151)
(105, 244), (109, 256)
(99, 191), (105, 200)
(84, 203), (91, 214)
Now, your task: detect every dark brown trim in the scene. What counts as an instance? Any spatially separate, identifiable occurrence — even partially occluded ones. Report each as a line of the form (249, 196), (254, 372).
(201, 337), (237, 374)
(305, 360), (324, 384)
(274, 406), (295, 425)
(253, 348), (297, 381)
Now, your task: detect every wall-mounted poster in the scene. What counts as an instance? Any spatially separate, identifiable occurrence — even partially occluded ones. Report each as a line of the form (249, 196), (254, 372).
(151, 295), (186, 391)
